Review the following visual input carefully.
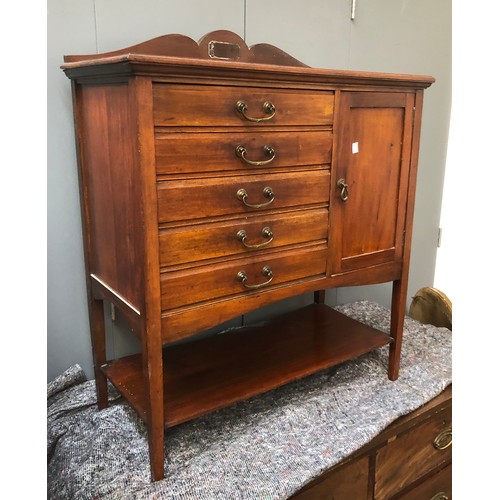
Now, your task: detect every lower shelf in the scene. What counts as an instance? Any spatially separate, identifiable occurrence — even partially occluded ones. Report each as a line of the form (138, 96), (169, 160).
(102, 303), (392, 428)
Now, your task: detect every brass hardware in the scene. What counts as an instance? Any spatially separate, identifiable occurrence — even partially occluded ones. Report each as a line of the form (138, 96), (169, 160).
(430, 493), (448, 500)
(337, 178), (349, 201)
(236, 266), (274, 290)
(235, 145), (276, 166)
(208, 40), (240, 60)
(433, 428), (452, 450)
(237, 227), (274, 249)
(236, 100), (276, 122)
(236, 187), (275, 208)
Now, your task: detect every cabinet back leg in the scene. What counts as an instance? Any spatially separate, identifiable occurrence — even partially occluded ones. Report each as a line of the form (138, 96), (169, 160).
(388, 280), (407, 380)
(314, 290), (326, 304)
(90, 298), (109, 409)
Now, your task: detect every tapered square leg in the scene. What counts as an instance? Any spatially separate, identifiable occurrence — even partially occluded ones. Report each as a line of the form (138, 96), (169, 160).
(388, 280), (407, 380)
(89, 298), (109, 409)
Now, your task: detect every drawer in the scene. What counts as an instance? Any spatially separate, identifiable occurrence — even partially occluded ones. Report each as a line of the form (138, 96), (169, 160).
(157, 170), (330, 224)
(375, 406), (452, 499)
(159, 208), (328, 267)
(155, 130), (332, 175)
(153, 84), (334, 127)
(292, 456), (370, 499)
(160, 245), (327, 310)
(397, 464), (451, 500)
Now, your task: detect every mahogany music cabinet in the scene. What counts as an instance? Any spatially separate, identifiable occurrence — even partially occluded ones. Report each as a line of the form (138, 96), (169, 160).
(62, 31), (434, 481)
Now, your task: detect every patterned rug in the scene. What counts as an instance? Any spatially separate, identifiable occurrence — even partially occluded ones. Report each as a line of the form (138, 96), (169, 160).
(47, 301), (452, 499)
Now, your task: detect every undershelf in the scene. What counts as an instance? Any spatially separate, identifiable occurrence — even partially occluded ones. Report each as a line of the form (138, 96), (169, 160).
(102, 303), (392, 428)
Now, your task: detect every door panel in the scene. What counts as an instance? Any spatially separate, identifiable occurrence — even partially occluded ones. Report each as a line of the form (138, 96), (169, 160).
(332, 92), (414, 273)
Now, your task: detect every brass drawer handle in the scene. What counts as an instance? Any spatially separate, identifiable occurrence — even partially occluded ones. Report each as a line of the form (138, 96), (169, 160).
(235, 145), (276, 166)
(433, 428), (452, 450)
(236, 100), (276, 122)
(236, 187), (275, 208)
(237, 266), (274, 289)
(430, 493), (448, 500)
(237, 227), (274, 249)
(337, 178), (349, 201)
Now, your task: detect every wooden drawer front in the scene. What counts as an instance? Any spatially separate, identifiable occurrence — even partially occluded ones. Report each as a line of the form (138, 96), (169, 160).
(159, 209), (328, 267)
(153, 85), (334, 127)
(155, 130), (332, 175)
(292, 456), (370, 499)
(160, 245), (327, 310)
(397, 464), (452, 500)
(375, 406), (452, 499)
(157, 170), (330, 224)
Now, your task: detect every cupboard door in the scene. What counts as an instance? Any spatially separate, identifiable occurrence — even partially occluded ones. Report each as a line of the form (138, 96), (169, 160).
(332, 92), (415, 273)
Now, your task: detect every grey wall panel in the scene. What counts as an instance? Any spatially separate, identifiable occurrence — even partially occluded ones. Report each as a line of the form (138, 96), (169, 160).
(47, 0), (245, 382)
(48, 0), (100, 382)
(94, 0), (245, 53)
(245, 0), (351, 69)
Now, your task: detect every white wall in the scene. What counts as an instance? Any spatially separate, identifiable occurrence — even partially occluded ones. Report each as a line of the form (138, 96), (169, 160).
(47, 0), (451, 382)
(433, 4), (500, 496)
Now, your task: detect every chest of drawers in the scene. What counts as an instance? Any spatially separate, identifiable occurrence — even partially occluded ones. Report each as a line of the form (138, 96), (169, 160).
(62, 30), (434, 481)
(292, 385), (452, 499)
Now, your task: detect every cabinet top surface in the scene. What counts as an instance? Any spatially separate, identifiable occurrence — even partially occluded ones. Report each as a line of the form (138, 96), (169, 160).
(61, 30), (434, 88)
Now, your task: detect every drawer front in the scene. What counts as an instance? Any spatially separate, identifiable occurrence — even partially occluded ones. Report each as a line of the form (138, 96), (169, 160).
(159, 208), (328, 267)
(292, 456), (370, 499)
(375, 406), (452, 499)
(157, 170), (330, 223)
(397, 464), (452, 500)
(155, 130), (332, 175)
(153, 84), (334, 127)
(160, 245), (327, 310)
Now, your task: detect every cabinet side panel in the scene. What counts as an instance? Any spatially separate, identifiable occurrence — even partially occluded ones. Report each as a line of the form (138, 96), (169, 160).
(77, 83), (143, 311)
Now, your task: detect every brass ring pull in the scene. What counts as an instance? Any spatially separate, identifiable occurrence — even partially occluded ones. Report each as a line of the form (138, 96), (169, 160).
(433, 428), (452, 450)
(236, 100), (276, 122)
(235, 145), (276, 166)
(237, 227), (274, 249)
(236, 266), (274, 290)
(337, 178), (349, 202)
(430, 493), (449, 500)
(236, 187), (275, 209)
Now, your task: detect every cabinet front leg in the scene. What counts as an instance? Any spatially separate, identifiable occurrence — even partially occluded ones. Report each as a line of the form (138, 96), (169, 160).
(142, 326), (165, 481)
(90, 298), (109, 409)
(388, 279), (406, 380)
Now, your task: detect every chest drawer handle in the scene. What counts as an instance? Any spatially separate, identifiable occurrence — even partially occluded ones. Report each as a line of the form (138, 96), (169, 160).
(430, 493), (448, 500)
(236, 145), (276, 166)
(433, 428), (452, 450)
(237, 227), (274, 249)
(237, 187), (275, 208)
(236, 266), (274, 289)
(236, 100), (276, 122)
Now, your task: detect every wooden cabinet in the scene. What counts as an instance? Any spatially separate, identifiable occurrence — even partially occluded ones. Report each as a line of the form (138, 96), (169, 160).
(62, 30), (434, 481)
(291, 385), (452, 499)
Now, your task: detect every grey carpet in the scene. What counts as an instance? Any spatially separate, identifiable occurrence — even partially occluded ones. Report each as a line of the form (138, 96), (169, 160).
(47, 300), (452, 499)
